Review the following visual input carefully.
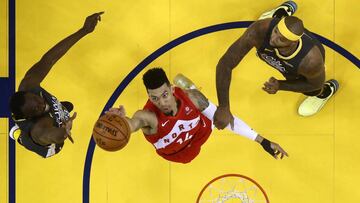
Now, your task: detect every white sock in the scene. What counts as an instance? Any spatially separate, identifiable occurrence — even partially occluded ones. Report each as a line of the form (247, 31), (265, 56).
(202, 101), (258, 141)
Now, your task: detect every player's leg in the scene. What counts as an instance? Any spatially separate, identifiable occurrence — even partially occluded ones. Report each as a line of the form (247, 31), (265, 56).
(258, 1), (297, 20)
(298, 79), (339, 116)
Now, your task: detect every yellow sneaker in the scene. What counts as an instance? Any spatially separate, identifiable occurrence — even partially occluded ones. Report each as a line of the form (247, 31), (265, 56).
(258, 1), (297, 20)
(298, 79), (339, 117)
(173, 74), (198, 90)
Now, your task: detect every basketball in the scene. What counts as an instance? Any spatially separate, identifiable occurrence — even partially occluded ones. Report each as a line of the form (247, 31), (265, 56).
(92, 114), (131, 151)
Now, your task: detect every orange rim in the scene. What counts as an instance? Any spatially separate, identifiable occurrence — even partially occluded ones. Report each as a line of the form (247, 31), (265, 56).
(196, 173), (270, 203)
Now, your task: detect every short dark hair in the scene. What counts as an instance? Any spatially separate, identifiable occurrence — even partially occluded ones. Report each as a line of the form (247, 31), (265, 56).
(285, 16), (304, 36)
(9, 91), (27, 118)
(142, 67), (170, 90)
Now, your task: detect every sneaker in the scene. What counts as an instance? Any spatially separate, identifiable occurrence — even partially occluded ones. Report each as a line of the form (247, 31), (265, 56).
(173, 74), (198, 90)
(258, 1), (298, 20)
(298, 79), (339, 117)
(9, 124), (21, 141)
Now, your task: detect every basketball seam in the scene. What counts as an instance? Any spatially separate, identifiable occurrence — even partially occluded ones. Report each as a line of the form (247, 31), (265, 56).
(93, 129), (127, 141)
(99, 119), (128, 137)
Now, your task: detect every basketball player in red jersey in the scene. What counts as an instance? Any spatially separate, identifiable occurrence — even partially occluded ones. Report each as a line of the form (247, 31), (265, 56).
(106, 68), (288, 164)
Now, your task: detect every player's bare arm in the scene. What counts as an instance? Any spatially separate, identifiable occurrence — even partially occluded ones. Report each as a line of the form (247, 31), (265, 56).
(129, 110), (158, 135)
(19, 12), (104, 91)
(214, 20), (271, 129)
(185, 88), (288, 159)
(216, 19), (270, 108)
(278, 46), (325, 92)
(31, 117), (68, 145)
(30, 112), (77, 145)
(185, 89), (210, 111)
(106, 106), (158, 135)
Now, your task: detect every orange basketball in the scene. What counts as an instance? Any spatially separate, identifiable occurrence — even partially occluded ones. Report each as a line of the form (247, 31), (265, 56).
(92, 114), (131, 151)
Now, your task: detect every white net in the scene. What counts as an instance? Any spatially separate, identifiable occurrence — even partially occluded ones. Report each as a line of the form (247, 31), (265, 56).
(198, 175), (268, 203)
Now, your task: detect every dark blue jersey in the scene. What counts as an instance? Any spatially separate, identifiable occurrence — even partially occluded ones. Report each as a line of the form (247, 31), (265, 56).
(13, 86), (71, 158)
(257, 18), (325, 80)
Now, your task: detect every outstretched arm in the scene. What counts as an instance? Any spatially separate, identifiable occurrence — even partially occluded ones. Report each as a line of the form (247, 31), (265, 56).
(186, 89), (288, 159)
(19, 12), (104, 91)
(255, 134), (288, 159)
(214, 20), (268, 129)
(105, 106), (157, 134)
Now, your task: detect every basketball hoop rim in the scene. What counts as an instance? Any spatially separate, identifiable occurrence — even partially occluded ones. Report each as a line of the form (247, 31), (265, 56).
(196, 173), (270, 203)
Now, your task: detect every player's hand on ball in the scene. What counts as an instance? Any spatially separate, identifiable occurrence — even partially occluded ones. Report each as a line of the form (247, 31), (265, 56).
(105, 105), (126, 117)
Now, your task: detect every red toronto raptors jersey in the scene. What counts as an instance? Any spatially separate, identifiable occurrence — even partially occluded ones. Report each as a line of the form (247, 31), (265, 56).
(143, 87), (212, 163)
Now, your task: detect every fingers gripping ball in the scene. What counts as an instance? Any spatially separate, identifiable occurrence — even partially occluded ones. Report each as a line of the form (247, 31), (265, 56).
(92, 114), (130, 151)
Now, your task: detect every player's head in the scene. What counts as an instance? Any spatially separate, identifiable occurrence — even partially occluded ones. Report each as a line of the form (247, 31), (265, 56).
(143, 67), (176, 115)
(9, 91), (48, 119)
(270, 16), (304, 47)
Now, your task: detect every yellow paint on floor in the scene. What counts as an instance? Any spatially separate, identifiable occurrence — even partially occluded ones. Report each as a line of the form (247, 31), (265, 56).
(0, 118), (8, 203)
(2, 0), (360, 203)
(0, 0), (7, 77)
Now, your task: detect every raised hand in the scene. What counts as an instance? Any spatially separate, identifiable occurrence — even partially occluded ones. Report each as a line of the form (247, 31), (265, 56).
(81, 12), (104, 34)
(105, 105), (126, 117)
